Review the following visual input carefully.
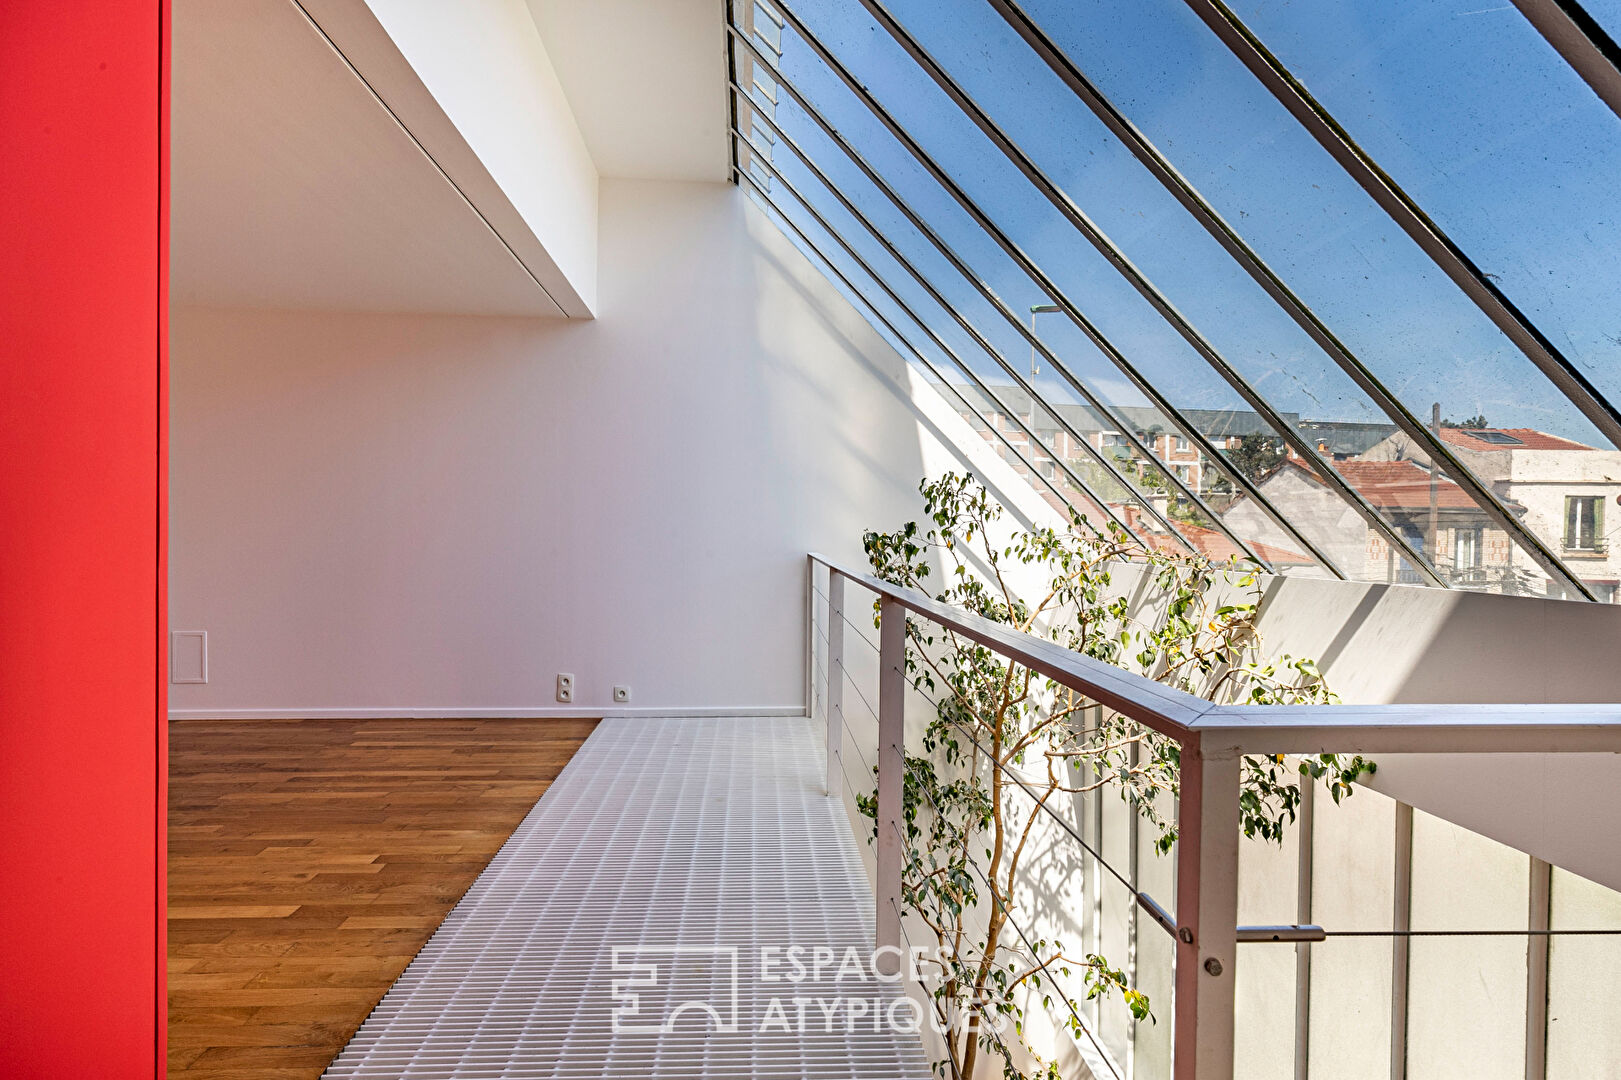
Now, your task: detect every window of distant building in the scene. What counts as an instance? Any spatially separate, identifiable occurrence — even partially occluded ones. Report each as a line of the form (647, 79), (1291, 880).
(1454, 527), (1482, 570)
(1565, 495), (1604, 552)
(1174, 436), (1189, 452)
(1397, 524), (1426, 584)
(1464, 430), (1524, 445)
(1590, 583), (1618, 604)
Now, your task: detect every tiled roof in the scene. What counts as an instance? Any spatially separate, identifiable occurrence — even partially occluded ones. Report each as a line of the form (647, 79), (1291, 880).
(1333, 460), (1482, 511)
(1438, 427), (1596, 452)
(1126, 512), (1313, 566)
(1173, 522), (1313, 566)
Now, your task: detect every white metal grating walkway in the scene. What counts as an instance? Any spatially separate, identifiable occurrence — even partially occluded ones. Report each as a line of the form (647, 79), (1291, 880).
(323, 716), (932, 1079)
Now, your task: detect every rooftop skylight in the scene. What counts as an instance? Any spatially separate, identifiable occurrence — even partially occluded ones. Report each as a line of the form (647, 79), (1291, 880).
(727, 0), (1621, 602)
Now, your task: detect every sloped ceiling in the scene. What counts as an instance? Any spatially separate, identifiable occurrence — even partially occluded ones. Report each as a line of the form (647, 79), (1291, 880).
(171, 0), (564, 316)
(526, 0), (729, 182)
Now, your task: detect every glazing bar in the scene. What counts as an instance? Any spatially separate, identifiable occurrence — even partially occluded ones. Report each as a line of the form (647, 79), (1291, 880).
(735, 165), (1121, 536)
(735, 113), (1204, 556)
(1182, 0), (1621, 453)
(839, 0), (1447, 587)
(1511, 0), (1621, 124)
(734, 81), (1269, 568)
(986, 0), (1594, 599)
(729, 18), (1345, 578)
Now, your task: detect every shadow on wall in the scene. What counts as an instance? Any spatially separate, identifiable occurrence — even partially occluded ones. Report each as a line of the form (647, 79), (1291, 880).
(1198, 567), (1621, 890)
(740, 196), (1053, 539)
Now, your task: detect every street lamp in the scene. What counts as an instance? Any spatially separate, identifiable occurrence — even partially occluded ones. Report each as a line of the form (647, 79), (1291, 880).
(1027, 304), (1063, 461)
(1029, 303), (1061, 377)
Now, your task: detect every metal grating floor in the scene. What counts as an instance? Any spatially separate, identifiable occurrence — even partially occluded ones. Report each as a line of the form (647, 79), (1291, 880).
(323, 716), (932, 1079)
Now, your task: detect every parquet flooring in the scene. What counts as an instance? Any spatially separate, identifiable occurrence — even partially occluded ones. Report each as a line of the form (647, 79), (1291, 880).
(167, 717), (596, 1079)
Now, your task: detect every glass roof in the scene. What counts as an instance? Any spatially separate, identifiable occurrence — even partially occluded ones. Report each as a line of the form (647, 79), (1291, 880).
(728, 0), (1621, 601)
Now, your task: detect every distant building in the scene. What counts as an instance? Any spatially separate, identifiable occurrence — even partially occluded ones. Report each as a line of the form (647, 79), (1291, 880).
(948, 386), (1306, 497)
(1362, 427), (1621, 600)
(1219, 458), (1515, 585)
(1296, 419), (1399, 459)
(947, 387), (1617, 597)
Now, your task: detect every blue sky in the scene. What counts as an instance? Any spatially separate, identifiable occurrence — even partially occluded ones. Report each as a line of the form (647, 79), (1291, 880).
(753, 0), (1621, 443)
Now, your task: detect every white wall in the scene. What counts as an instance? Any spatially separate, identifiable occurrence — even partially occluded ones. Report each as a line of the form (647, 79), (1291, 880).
(1104, 561), (1621, 891)
(171, 172), (1621, 1078)
(358, 0), (600, 314)
(169, 178), (1049, 720)
(1242, 570), (1621, 893)
(524, 0), (728, 183)
(171, 175), (1621, 876)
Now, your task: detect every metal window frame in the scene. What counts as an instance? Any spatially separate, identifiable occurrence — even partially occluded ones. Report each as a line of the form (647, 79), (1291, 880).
(734, 96), (1234, 564)
(1180, 0), (1621, 455)
(836, 0), (1448, 589)
(730, 14), (1348, 580)
(984, 0), (1595, 600)
(732, 70), (1273, 571)
(737, 155), (1133, 538)
(724, 0), (743, 184)
(734, 164), (1129, 537)
(1510, 0), (1621, 122)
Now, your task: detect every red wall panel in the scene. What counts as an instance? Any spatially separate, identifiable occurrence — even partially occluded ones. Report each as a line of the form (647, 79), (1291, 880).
(0, 3), (167, 1077)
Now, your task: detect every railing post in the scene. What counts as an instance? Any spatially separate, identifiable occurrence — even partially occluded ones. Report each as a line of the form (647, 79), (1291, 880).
(875, 595), (906, 974)
(1173, 740), (1240, 1080)
(1293, 780), (1315, 1080)
(805, 553), (817, 723)
(825, 572), (845, 798)
(1390, 801), (1414, 1080)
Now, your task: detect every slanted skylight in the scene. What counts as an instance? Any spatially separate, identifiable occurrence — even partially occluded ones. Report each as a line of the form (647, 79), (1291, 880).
(726, 0), (1621, 602)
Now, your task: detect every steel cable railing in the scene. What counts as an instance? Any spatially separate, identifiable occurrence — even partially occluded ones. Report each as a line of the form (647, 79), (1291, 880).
(807, 552), (1621, 1079)
(883, 738), (1127, 1079)
(819, 568), (1175, 1079)
(834, 629), (1127, 1080)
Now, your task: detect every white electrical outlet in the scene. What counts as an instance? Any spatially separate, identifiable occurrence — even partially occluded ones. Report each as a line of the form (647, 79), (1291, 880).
(613, 685), (631, 704)
(556, 673), (575, 704)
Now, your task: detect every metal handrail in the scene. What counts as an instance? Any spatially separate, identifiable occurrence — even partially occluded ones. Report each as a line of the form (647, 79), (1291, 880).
(806, 551), (1621, 1080)
(814, 553), (1215, 736)
(809, 552), (1621, 753)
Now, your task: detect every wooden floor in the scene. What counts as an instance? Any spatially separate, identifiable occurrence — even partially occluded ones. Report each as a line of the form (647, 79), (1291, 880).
(167, 717), (596, 1080)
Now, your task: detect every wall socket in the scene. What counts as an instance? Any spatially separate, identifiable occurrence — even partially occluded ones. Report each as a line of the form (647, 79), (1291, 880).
(556, 673), (575, 704)
(612, 685), (631, 704)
